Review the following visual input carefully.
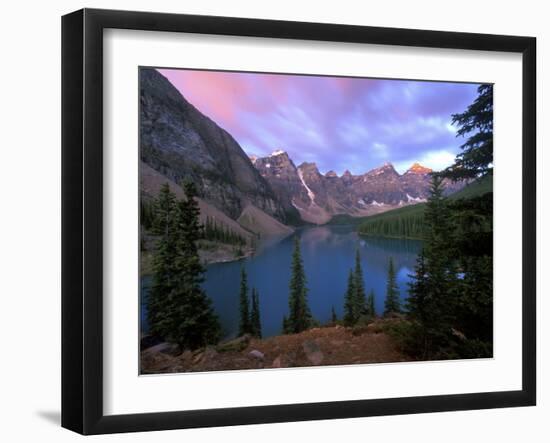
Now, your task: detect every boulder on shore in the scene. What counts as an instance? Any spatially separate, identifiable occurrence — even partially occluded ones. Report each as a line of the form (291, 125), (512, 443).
(216, 334), (251, 353)
(248, 350), (265, 360)
(302, 340), (324, 365)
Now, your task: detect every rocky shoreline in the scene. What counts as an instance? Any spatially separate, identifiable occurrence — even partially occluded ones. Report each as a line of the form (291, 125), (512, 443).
(141, 240), (255, 277)
(140, 318), (413, 374)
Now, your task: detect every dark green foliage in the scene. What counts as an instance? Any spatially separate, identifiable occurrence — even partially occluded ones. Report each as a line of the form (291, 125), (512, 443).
(203, 215), (247, 246)
(384, 257), (401, 316)
(358, 205), (426, 239)
(405, 176), (459, 356)
(147, 183), (221, 350)
(366, 290), (376, 317)
(140, 197), (156, 230)
(406, 170), (493, 359)
(238, 267), (251, 336)
(285, 236), (313, 334)
(151, 183), (178, 237)
(344, 250), (371, 326)
(449, 193), (493, 257)
(148, 184), (179, 338)
(449, 175), (492, 200)
(170, 182), (221, 349)
(237, 267), (261, 338)
(282, 315), (290, 334)
(441, 84), (493, 181)
(356, 175), (493, 240)
(406, 250), (429, 323)
(353, 250), (367, 314)
(343, 269), (357, 326)
(250, 288), (262, 338)
(372, 85), (493, 360)
(331, 306), (338, 323)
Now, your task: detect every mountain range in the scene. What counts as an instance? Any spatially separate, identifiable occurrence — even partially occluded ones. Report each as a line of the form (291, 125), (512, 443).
(251, 151), (465, 224)
(140, 68), (465, 230)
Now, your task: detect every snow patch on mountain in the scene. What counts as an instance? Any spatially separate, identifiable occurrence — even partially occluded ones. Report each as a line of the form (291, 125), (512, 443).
(297, 168), (316, 205)
(291, 199), (306, 211)
(406, 193), (427, 203)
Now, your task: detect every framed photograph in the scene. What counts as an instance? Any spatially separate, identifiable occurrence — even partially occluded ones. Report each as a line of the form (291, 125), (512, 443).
(62, 8), (536, 435)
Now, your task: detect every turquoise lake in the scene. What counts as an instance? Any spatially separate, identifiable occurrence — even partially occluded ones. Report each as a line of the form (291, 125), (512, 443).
(141, 225), (423, 339)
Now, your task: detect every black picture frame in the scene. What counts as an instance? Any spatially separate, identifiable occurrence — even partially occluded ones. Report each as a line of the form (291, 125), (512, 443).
(61, 8), (536, 435)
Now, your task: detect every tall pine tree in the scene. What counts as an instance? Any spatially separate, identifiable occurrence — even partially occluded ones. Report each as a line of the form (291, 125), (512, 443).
(250, 288), (262, 338)
(441, 84), (493, 181)
(343, 269), (357, 326)
(147, 184), (179, 338)
(384, 257), (401, 316)
(148, 182), (220, 350)
(424, 175), (458, 333)
(353, 249), (367, 317)
(331, 305), (338, 323)
(238, 266), (251, 336)
(406, 176), (459, 357)
(286, 236), (312, 333)
(407, 249), (429, 323)
(170, 182), (220, 349)
(366, 289), (376, 318)
(405, 85), (494, 359)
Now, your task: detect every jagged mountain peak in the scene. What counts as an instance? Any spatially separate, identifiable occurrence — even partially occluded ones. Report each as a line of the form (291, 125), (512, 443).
(298, 162), (319, 172)
(406, 162), (432, 175)
(367, 162), (398, 176)
(343, 170), (352, 177)
(270, 149), (288, 157)
(325, 170), (338, 178)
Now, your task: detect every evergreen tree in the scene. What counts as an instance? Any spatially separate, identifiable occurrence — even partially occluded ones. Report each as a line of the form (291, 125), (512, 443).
(148, 182), (220, 350)
(343, 269), (357, 326)
(404, 86), (494, 359)
(331, 306), (338, 323)
(353, 249), (367, 316)
(406, 177), (459, 357)
(384, 257), (401, 316)
(444, 85), (493, 356)
(406, 249), (429, 322)
(147, 184), (179, 338)
(238, 266), (251, 336)
(287, 236), (312, 333)
(170, 182), (220, 349)
(441, 84), (493, 181)
(250, 288), (262, 338)
(140, 198), (156, 230)
(282, 315), (290, 335)
(203, 215), (247, 246)
(423, 175), (458, 334)
(366, 289), (376, 318)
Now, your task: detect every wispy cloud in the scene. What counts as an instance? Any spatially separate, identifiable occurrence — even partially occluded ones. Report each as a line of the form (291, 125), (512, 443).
(158, 68), (480, 175)
(394, 149), (458, 174)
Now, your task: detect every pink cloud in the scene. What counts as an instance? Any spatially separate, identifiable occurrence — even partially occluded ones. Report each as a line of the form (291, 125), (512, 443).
(156, 68), (481, 175)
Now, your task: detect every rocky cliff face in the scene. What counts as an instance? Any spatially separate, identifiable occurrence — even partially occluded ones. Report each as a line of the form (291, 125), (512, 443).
(251, 151), (303, 224)
(139, 68), (289, 222)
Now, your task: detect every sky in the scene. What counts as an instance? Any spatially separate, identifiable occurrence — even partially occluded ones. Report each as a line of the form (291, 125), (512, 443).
(158, 68), (481, 175)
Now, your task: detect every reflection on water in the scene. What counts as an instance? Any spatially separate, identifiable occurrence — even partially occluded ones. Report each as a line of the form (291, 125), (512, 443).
(141, 225), (422, 339)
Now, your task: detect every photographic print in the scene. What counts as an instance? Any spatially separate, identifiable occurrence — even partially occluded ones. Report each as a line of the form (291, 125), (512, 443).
(139, 67), (493, 374)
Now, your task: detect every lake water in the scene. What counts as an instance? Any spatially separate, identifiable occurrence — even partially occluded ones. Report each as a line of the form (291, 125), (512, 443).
(141, 225), (422, 339)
